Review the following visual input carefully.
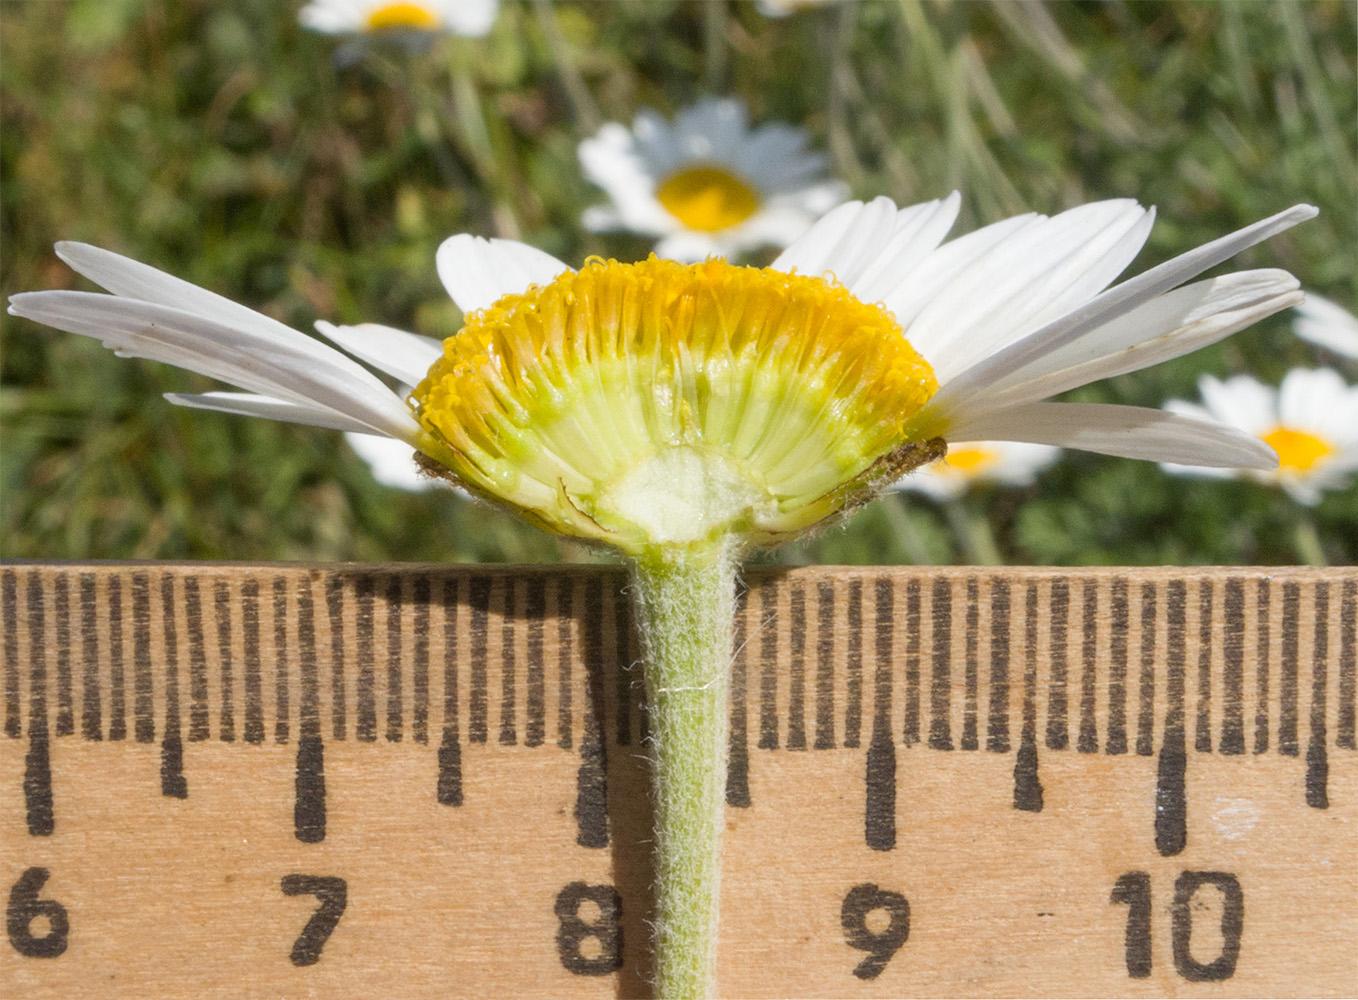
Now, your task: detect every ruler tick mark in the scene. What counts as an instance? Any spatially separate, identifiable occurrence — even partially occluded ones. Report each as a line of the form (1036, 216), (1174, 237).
(1306, 582), (1329, 809)
(1280, 582), (1300, 756)
(1221, 578), (1245, 754)
(727, 587), (750, 808)
(814, 580), (835, 750)
(1340, 580), (1356, 751)
(1136, 583), (1156, 757)
(185, 577), (209, 742)
(1014, 582), (1044, 812)
(387, 574), (405, 744)
(241, 579), (263, 745)
(1078, 579), (1098, 754)
(844, 578), (862, 749)
(1046, 578), (1069, 751)
(437, 576), (462, 807)
(272, 577), (290, 746)
(963, 578), (980, 751)
(929, 577), (952, 751)
(24, 570), (54, 835)
(54, 573), (73, 737)
(412, 575), (431, 746)
(787, 584), (807, 750)
(866, 578), (897, 849)
(214, 579), (235, 743)
(988, 578), (1011, 754)
(80, 573), (101, 741)
(355, 574), (377, 743)
(131, 572), (154, 744)
(1106, 577), (1129, 755)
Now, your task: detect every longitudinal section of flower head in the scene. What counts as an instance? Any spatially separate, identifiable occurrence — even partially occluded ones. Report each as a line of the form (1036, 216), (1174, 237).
(9, 194), (1317, 557)
(413, 253), (939, 552)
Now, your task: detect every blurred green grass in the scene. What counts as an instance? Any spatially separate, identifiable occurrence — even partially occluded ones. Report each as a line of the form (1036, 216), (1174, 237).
(1, 0), (1355, 566)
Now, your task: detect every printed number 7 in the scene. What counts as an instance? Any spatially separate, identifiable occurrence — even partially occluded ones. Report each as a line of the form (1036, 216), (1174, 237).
(281, 875), (348, 967)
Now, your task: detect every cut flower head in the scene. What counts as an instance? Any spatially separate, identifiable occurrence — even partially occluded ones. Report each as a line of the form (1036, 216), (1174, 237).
(10, 195), (1314, 559)
(1161, 368), (1358, 506)
(578, 97), (848, 263)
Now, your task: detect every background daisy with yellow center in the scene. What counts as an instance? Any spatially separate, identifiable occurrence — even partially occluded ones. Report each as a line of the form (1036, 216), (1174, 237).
(299, 0), (499, 38)
(578, 97), (849, 263)
(1162, 368), (1358, 506)
(890, 440), (1059, 502)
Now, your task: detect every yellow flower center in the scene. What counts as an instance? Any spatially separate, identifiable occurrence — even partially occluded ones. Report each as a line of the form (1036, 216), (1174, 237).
(364, 3), (440, 31)
(655, 165), (761, 233)
(412, 258), (941, 553)
(941, 445), (999, 475)
(1261, 426), (1333, 473)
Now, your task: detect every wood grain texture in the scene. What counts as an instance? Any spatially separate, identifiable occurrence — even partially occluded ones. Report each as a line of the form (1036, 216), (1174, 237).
(1, 562), (1354, 998)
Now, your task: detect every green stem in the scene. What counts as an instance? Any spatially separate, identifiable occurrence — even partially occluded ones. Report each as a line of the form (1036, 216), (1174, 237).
(1292, 517), (1327, 567)
(629, 540), (738, 1000)
(944, 498), (1002, 566)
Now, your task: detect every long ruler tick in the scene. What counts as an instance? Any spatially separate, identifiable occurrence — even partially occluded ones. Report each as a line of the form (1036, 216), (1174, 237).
(1, 563), (1353, 998)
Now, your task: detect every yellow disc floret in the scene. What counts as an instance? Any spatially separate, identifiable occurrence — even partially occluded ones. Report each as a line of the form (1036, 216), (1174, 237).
(413, 257), (939, 553)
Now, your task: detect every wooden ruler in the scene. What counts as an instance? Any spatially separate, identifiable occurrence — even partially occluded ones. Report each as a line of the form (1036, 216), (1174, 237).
(1, 562), (1353, 998)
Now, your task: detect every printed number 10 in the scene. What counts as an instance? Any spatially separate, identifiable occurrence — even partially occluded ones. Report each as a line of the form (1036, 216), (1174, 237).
(1111, 871), (1243, 981)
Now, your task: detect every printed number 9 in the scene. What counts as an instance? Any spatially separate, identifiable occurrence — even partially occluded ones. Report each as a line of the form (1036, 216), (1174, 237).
(842, 883), (910, 980)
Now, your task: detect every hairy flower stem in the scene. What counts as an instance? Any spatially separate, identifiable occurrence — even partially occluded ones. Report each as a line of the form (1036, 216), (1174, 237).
(630, 539), (739, 1000)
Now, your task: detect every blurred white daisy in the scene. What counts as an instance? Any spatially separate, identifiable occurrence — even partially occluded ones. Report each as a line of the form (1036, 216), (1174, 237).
(299, 0), (498, 38)
(757, 0), (844, 16)
(1161, 369), (1358, 505)
(345, 433), (434, 491)
(891, 440), (1059, 502)
(10, 197), (1315, 549)
(1293, 293), (1358, 360)
(578, 97), (848, 262)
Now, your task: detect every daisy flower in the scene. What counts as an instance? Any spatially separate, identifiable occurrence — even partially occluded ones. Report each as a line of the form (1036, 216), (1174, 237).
(578, 97), (848, 262)
(1161, 369), (1358, 505)
(757, 0), (844, 16)
(891, 440), (1059, 502)
(299, 0), (498, 38)
(346, 432), (436, 491)
(1293, 293), (1358, 360)
(9, 195), (1314, 998)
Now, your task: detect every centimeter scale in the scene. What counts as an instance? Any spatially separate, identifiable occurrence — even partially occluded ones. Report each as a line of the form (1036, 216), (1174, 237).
(0, 562), (1354, 998)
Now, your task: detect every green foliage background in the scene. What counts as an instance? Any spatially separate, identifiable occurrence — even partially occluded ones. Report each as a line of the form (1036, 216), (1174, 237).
(2, 0), (1355, 567)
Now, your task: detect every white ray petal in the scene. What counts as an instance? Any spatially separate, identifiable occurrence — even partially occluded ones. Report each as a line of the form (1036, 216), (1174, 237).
(954, 271), (1303, 416)
(1294, 293), (1358, 359)
(947, 401), (1278, 469)
(881, 213), (1041, 331)
(905, 201), (1152, 381)
(315, 321), (444, 385)
(848, 193), (961, 304)
(166, 392), (377, 433)
(54, 242), (337, 362)
(436, 235), (571, 314)
(924, 204), (1319, 421)
(9, 291), (422, 441)
(769, 199), (876, 277)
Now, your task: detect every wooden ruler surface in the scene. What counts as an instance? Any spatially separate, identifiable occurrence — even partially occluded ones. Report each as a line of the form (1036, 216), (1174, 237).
(1, 562), (1354, 998)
